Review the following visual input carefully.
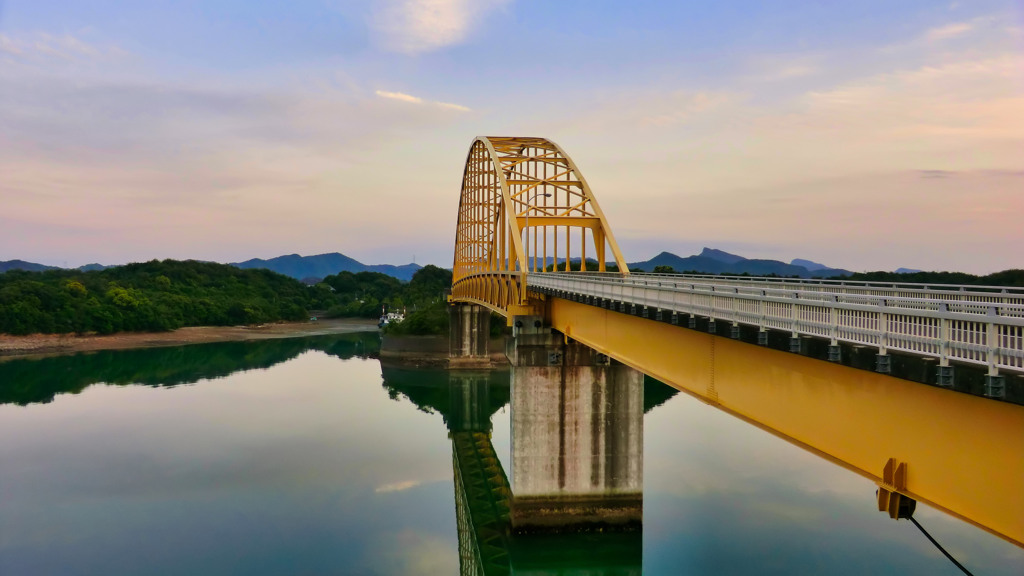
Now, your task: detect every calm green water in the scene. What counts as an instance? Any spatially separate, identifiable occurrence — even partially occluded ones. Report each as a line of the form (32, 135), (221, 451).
(0, 334), (1020, 575)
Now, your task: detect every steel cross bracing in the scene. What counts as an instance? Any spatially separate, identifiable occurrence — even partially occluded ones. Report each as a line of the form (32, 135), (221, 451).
(451, 136), (629, 318)
(529, 272), (1024, 376)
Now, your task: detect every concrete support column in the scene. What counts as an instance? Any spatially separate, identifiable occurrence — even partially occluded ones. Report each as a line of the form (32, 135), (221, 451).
(509, 332), (643, 532)
(449, 304), (489, 359)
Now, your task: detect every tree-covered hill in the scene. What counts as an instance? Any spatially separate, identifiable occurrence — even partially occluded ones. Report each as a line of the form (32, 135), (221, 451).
(316, 264), (452, 319)
(842, 269), (1024, 287)
(0, 259), (314, 335)
(0, 260), (457, 336)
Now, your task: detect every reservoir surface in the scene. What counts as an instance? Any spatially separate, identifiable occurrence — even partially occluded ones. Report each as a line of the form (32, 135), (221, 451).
(1, 332), (1020, 574)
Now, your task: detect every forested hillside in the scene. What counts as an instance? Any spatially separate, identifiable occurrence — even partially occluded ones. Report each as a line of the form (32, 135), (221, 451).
(0, 260), (314, 335)
(0, 260), (455, 336)
(844, 269), (1024, 287)
(317, 265), (451, 318)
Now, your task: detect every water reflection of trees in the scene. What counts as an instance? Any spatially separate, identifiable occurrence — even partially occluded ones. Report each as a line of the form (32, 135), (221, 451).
(379, 364), (511, 421)
(0, 332), (381, 406)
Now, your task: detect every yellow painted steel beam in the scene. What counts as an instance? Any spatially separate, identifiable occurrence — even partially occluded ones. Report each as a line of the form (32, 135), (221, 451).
(506, 179), (583, 187)
(543, 295), (1024, 547)
(515, 216), (601, 229)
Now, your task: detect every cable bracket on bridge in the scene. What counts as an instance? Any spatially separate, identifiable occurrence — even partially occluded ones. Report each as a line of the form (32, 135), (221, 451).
(877, 458), (914, 520)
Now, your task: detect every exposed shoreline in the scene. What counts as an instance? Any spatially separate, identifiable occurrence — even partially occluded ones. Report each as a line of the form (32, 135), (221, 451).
(0, 318), (380, 360)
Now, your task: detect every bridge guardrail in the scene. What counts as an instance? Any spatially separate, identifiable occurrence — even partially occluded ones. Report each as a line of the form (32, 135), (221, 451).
(451, 271), (527, 314)
(528, 272), (1024, 376)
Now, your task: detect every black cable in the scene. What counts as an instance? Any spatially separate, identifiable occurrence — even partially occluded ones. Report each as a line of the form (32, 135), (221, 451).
(909, 516), (975, 576)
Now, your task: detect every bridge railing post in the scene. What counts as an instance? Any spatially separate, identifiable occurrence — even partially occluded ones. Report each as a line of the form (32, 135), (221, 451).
(986, 313), (998, 377)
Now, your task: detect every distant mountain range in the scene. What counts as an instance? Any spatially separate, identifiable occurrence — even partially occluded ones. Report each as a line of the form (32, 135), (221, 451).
(230, 253), (422, 282)
(0, 260), (58, 273)
(627, 247), (853, 278)
(0, 253), (422, 282)
(0, 260), (109, 273)
(0, 248), (904, 281)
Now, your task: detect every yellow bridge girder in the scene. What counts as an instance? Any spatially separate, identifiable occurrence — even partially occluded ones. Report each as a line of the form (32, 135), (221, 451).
(544, 296), (1024, 547)
(451, 136), (628, 317)
(448, 136), (1023, 547)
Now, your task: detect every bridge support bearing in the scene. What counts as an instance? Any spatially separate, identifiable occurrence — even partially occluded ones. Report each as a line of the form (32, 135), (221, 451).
(876, 354), (892, 374)
(984, 375), (1006, 399)
(828, 345), (842, 363)
(688, 316), (696, 330)
(789, 336), (802, 354)
(758, 330), (769, 346)
(936, 366), (955, 389)
(708, 320), (717, 335)
(450, 304), (490, 361)
(509, 334), (643, 533)
(730, 324), (741, 340)
(671, 312), (679, 325)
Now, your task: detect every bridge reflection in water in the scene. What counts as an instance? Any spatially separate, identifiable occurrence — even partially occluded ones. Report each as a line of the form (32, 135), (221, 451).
(448, 370), (645, 576)
(384, 326), (1021, 575)
(381, 364), (667, 575)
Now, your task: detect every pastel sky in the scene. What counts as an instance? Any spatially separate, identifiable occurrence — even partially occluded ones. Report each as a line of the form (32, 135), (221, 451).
(1, 1), (1022, 273)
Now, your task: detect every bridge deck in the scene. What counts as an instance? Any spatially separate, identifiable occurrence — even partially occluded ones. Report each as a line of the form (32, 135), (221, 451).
(537, 295), (1024, 547)
(530, 272), (1024, 376)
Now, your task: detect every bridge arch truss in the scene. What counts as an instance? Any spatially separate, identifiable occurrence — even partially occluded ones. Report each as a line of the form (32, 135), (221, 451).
(451, 136), (628, 316)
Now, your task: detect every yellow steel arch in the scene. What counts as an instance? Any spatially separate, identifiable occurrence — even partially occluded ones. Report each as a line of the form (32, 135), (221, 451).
(451, 136), (628, 316)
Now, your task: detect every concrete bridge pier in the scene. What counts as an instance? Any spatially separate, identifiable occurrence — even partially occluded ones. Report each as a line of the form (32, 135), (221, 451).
(507, 322), (644, 532)
(449, 303), (490, 359)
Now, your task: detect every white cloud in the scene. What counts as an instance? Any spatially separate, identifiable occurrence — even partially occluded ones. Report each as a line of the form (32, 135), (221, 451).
(798, 54), (1024, 142)
(54, 33), (101, 57)
(372, 0), (512, 54)
(0, 32), (117, 63)
(0, 34), (23, 56)
(0, 64), (477, 266)
(436, 101), (470, 112)
(639, 91), (737, 127)
(744, 54), (822, 83)
(375, 89), (423, 104)
(926, 22), (974, 41)
(375, 89), (471, 111)
(548, 30), (1024, 274)
(375, 479), (422, 493)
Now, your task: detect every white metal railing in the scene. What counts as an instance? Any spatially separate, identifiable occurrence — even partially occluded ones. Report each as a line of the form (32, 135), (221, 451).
(528, 272), (1024, 376)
